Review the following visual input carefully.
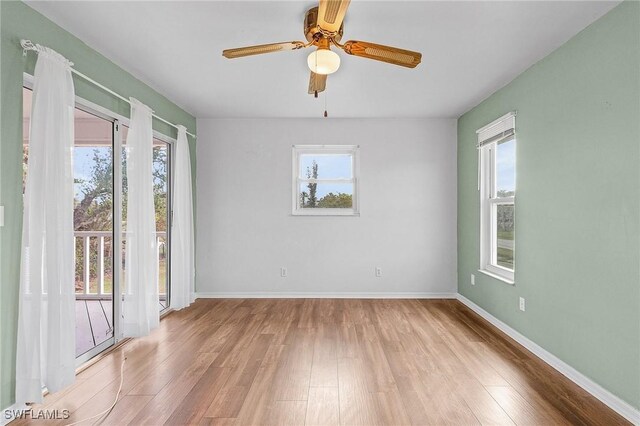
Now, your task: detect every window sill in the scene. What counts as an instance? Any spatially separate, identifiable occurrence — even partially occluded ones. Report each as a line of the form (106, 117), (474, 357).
(478, 269), (515, 285)
(291, 210), (360, 217)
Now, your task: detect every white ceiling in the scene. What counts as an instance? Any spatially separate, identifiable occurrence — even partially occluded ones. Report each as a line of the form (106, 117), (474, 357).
(26, 1), (619, 119)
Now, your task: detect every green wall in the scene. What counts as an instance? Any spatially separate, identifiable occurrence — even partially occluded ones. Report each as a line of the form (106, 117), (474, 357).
(0, 1), (197, 409)
(458, 1), (639, 410)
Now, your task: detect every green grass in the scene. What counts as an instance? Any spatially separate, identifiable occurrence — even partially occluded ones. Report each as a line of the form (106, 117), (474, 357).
(497, 247), (514, 269)
(497, 230), (514, 240)
(77, 258), (167, 295)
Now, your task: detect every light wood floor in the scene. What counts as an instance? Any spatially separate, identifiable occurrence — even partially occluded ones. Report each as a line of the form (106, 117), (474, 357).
(15, 299), (628, 425)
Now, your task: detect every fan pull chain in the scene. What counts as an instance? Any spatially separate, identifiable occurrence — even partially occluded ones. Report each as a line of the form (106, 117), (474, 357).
(324, 90), (328, 118)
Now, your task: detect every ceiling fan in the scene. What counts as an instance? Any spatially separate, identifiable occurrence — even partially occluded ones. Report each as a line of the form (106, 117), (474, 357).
(222, 0), (422, 97)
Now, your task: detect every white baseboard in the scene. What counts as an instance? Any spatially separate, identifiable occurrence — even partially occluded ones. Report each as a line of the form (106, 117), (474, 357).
(2, 402), (28, 426)
(195, 291), (457, 299)
(456, 293), (640, 425)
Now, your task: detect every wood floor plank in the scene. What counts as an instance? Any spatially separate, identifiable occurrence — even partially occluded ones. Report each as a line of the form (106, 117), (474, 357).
(309, 324), (338, 387)
(486, 385), (571, 426)
(204, 333), (274, 418)
(449, 374), (515, 425)
(305, 387), (339, 426)
(269, 326), (316, 401)
(16, 299), (630, 426)
(415, 373), (480, 425)
(127, 343), (211, 396)
(199, 417), (237, 426)
(338, 385), (385, 426)
(211, 313), (267, 368)
(198, 307), (253, 354)
(128, 352), (219, 425)
(374, 390), (413, 426)
(94, 395), (153, 425)
(263, 400), (308, 425)
(164, 366), (232, 425)
(233, 363), (283, 424)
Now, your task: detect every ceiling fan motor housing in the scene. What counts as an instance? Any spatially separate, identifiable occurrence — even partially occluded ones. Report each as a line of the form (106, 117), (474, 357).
(304, 7), (343, 43)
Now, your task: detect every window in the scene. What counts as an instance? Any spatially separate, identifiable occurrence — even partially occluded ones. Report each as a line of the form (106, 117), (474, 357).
(292, 145), (359, 216)
(478, 113), (516, 283)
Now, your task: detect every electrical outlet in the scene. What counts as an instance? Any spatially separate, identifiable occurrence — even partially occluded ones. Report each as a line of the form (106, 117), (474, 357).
(519, 297), (526, 312)
(471, 274), (475, 285)
(280, 267), (287, 277)
(375, 267), (382, 277)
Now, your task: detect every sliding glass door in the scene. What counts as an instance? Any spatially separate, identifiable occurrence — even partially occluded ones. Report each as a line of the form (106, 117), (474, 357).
(120, 127), (172, 312)
(23, 84), (172, 365)
(153, 138), (171, 310)
(72, 106), (117, 361)
(23, 87), (118, 362)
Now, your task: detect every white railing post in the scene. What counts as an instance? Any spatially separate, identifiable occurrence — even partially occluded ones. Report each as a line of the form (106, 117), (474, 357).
(75, 231), (115, 299)
(73, 236), (77, 292)
(156, 236), (161, 292)
(156, 232), (166, 298)
(84, 235), (90, 294)
(74, 230), (165, 299)
(98, 236), (105, 295)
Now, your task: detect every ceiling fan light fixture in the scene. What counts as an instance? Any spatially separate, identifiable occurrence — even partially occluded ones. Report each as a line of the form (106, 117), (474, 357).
(307, 48), (340, 75)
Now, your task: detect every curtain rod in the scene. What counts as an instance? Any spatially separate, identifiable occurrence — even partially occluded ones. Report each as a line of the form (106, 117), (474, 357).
(21, 39), (196, 139)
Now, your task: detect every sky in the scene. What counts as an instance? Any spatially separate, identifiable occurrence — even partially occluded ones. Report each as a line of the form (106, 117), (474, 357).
(497, 139), (516, 193)
(299, 154), (353, 198)
(73, 146), (167, 201)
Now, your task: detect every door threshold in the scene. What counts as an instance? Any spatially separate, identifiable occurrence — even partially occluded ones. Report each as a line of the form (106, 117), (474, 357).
(74, 308), (174, 377)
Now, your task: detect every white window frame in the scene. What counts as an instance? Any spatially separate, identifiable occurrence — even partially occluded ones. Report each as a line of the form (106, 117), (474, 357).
(291, 145), (359, 216)
(478, 112), (516, 284)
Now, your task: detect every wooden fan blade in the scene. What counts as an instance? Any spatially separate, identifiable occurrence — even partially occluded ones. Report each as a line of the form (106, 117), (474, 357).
(317, 0), (351, 33)
(308, 72), (327, 95)
(342, 40), (422, 68)
(222, 41), (306, 59)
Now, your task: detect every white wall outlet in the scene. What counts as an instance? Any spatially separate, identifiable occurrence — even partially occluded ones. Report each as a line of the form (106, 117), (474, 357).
(519, 297), (526, 312)
(280, 267), (287, 277)
(471, 274), (475, 285)
(375, 267), (382, 277)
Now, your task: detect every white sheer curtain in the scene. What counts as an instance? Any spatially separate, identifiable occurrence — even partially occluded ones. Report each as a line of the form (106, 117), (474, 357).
(170, 126), (195, 310)
(16, 46), (76, 403)
(122, 98), (159, 337)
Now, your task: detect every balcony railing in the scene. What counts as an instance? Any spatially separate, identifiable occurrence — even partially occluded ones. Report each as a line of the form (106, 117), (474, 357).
(74, 230), (167, 300)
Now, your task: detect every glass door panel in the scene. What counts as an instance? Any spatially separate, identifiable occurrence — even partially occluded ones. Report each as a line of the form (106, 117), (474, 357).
(120, 126), (171, 311)
(153, 138), (170, 309)
(73, 107), (115, 357)
(22, 87), (115, 359)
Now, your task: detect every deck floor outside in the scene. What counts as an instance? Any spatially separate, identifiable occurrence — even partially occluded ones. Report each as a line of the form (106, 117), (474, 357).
(75, 298), (167, 357)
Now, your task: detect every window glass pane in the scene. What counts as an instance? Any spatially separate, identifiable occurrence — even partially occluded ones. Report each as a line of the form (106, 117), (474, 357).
(299, 182), (353, 208)
(496, 139), (515, 197)
(121, 126), (170, 310)
(153, 140), (169, 309)
(299, 154), (352, 179)
(22, 89), (30, 193)
(496, 204), (514, 269)
(24, 86), (116, 357)
(74, 109), (114, 356)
